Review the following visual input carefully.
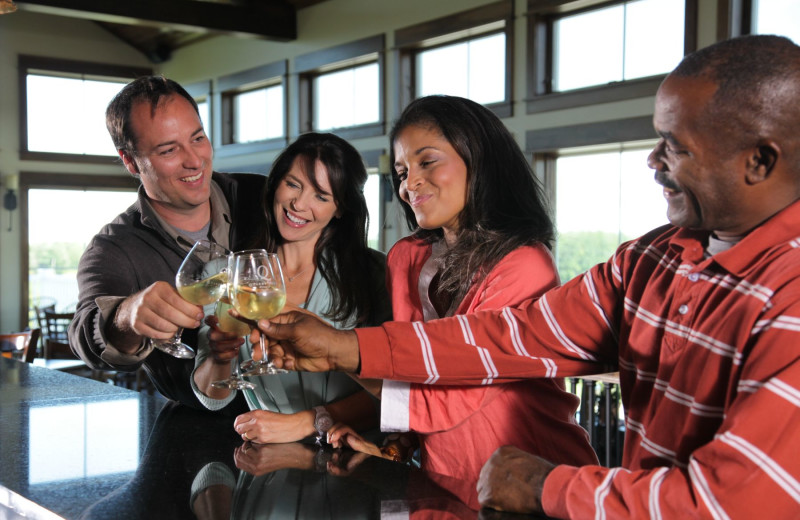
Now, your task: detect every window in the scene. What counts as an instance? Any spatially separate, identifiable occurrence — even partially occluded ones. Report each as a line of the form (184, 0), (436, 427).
(20, 172), (139, 327)
(751, 0), (800, 43)
(296, 35), (385, 139)
(231, 83), (285, 142)
(553, 0), (684, 91)
(553, 144), (667, 282)
(313, 62), (378, 131)
(184, 81), (211, 137)
(527, 0), (696, 113)
(19, 56), (151, 162)
(395, 1), (513, 117)
(217, 61), (288, 155)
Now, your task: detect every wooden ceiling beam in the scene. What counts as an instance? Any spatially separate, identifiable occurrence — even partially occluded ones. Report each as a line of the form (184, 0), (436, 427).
(16, 0), (297, 41)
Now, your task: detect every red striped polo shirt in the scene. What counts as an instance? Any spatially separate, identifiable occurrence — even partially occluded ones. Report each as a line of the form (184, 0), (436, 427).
(357, 200), (800, 518)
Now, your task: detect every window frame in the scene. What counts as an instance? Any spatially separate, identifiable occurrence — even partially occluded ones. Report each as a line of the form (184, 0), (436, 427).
(394, 0), (514, 118)
(18, 55), (151, 164)
(17, 171), (140, 327)
(184, 80), (212, 140)
(525, 0), (697, 114)
(215, 60), (289, 158)
(295, 35), (386, 140)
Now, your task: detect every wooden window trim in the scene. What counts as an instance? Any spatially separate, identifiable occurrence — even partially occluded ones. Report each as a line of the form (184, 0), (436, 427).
(295, 35), (385, 137)
(217, 61), (289, 151)
(18, 55), (151, 163)
(525, 0), (698, 114)
(17, 171), (139, 327)
(394, 0), (514, 117)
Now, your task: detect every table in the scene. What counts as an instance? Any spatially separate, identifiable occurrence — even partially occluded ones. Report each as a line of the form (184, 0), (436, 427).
(0, 358), (543, 519)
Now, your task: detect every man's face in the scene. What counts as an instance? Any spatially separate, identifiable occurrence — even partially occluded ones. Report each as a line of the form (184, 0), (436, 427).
(647, 75), (751, 238)
(122, 95), (213, 215)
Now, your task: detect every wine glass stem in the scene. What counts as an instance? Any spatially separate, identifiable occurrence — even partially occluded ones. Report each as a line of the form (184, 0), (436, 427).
(258, 333), (268, 365)
(231, 347), (243, 379)
(172, 327), (184, 343)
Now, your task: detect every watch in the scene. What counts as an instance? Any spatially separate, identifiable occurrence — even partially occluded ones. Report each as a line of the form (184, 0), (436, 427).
(313, 406), (333, 445)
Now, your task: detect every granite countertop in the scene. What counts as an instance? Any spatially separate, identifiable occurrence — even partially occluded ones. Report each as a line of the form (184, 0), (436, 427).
(0, 358), (544, 519)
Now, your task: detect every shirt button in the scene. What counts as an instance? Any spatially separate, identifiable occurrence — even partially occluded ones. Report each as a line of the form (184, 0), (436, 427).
(688, 273), (700, 282)
(678, 304), (689, 315)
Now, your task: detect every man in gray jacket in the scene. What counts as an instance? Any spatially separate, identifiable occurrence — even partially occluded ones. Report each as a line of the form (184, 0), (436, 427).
(69, 76), (264, 409)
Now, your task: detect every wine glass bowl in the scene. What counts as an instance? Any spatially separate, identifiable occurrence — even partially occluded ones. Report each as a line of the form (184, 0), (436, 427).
(150, 239), (230, 359)
(210, 290), (257, 390)
(230, 250), (288, 376)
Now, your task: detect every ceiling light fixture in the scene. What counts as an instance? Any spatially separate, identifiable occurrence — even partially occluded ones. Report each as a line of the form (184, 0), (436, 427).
(0, 0), (18, 15)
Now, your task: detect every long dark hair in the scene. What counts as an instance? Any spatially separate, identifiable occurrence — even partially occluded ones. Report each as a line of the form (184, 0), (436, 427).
(253, 132), (376, 325)
(389, 95), (554, 306)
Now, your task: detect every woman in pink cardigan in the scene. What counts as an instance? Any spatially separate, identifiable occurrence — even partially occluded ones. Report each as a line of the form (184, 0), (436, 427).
(329, 95), (597, 482)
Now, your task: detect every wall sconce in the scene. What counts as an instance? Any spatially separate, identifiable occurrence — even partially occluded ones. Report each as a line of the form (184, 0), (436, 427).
(0, 0), (18, 15)
(3, 174), (18, 232)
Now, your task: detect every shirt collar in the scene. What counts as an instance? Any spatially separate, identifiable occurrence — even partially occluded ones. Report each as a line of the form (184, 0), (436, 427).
(667, 199), (800, 276)
(138, 177), (232, 252)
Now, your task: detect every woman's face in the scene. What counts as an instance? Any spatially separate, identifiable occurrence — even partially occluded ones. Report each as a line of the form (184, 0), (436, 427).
(273, 157), (339, 246)
(393, 125), (468, 244)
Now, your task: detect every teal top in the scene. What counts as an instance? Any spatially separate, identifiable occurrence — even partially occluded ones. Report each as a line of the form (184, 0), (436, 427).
(191, 250), (391, 416)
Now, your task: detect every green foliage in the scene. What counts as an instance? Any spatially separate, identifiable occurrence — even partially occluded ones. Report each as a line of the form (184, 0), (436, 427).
(29, 242), (86, 273)
(556, 231), (621, 283)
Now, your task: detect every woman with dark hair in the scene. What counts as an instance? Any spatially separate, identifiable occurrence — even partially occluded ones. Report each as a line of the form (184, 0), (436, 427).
(193, 132), (391, 444)
(328, 95), (597, 481)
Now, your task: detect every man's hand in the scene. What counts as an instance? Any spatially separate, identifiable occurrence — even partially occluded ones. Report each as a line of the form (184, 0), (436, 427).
(477, 446), (555, 514)
(109, 281), (204, 353)
(257, 311), (361, 373)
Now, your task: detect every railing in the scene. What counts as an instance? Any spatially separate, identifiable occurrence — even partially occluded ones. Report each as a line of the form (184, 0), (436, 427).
(566, 374), (624, 467)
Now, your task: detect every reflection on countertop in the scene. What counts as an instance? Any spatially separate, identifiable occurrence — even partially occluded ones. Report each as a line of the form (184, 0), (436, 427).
(1, 358), (546, 519)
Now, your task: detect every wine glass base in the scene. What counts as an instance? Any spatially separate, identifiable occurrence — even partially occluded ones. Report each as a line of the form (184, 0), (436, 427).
(211, 378), (256, 390)
(151, 340), (196, 359)
(242, 362), (289, 377)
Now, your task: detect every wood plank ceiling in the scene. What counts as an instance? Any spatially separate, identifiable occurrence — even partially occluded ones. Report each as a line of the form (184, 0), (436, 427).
(15, 0), (330, 63)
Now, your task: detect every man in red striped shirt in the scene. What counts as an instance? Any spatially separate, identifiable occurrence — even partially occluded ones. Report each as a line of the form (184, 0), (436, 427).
(260, 35), (800, 518)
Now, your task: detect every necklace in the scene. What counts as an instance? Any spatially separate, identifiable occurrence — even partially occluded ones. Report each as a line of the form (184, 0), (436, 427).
(286, 265), (312, 283)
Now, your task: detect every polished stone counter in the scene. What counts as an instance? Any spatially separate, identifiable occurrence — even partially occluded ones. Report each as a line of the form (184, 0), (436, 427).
(1, 358), (542, 519)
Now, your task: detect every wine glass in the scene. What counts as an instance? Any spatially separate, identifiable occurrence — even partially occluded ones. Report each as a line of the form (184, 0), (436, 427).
(211, 258), (256, 390)
(230, 250), (288, 376)
(151, 239), (230, 359)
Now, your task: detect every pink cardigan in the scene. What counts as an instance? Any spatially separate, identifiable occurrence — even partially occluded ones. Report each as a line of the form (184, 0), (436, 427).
(381, 236), (598, 481)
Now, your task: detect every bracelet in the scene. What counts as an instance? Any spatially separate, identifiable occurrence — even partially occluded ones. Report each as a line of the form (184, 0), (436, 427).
(313, 406), (333, 445)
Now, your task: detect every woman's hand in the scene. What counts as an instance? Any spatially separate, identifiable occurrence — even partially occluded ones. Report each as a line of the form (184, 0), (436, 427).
(233, 409), (316, 444)
(326, 423), (383, 458)
(234, 442), (317, 476)
(205, 315), (244, 364)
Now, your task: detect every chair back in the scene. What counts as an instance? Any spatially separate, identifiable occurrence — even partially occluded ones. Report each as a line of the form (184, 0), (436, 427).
(0, 329), (41, 362)
(42, 309), (73, 348)
(33, 302), (55, 347)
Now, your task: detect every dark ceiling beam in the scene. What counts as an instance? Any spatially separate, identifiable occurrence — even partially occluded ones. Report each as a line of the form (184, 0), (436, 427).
(16, 0), (297, 41)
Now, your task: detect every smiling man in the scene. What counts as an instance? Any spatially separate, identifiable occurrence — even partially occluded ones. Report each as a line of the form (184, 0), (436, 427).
(68, 76), (265, 409)
(258, 35), (800, 518)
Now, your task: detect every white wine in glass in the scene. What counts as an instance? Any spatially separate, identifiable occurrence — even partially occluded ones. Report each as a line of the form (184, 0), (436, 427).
(210, 292), (256, 390)
(231, 250), (288, 376)
(150, 239), (230, 359)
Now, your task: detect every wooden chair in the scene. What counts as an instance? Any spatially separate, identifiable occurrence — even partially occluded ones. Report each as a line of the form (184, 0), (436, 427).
(0, 329), (41, 361)
(42, 309), (74, 357)
(33, 302), (55, 350)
